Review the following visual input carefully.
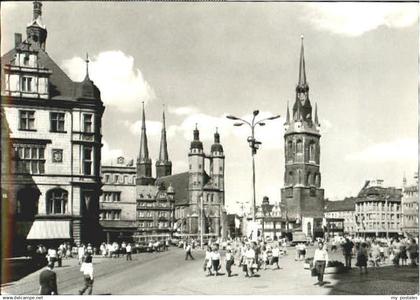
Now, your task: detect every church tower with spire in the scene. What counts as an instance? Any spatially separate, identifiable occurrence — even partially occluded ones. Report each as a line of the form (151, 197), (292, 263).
(281, 36), (324, 238)
(136, 102), (154, 185)
(156, 109), (172, 178)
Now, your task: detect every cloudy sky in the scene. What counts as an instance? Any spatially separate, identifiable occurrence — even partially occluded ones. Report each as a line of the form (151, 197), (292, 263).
(2, 2), (418, 214)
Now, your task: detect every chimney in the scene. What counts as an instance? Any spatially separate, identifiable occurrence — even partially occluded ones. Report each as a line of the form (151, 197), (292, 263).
(14, 33), (22, 48)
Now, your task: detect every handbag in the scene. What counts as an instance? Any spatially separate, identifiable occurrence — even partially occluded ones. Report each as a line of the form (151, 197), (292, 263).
(311, 267), (318, 277)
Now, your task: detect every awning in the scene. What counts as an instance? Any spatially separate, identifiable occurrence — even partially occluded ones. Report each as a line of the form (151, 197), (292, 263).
(27, 220), (71, 240)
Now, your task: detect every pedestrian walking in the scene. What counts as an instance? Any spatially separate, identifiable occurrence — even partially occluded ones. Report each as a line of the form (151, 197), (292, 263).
(356, 242), (368, 274)
(210, 245), (221, 276)
(400, 240), (408, 266)
(126, 243), (132, 261)
(225, 249), (234, 277)
(185, 242), (194, 260)
(312, 241), (329, 286)
(342, 238), (354, 269)
(272, 244), (280, 270)
(86, 243), (93, 255)
(392, 238), (401, 267)
(204, 246), (213, 276)
(244, 243), (256, 277)
(39, 261), (58, 295)
(79, 253), (94, 295)
(370, 240), (380, 267)
(78, 244), (85, 265)
(46, 247), (58, 267)
(408, 238), (418, 267)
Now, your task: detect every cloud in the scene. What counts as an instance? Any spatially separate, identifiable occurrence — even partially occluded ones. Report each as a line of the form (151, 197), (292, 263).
(62, 51), (156, 112)
(171, 111), (285, 150)
(168, 106), (199, 116)
(345, 138), (418, 163)
(303, 3), (418, 36)
(102, 140), (124, 164)
(124, 120), (162, 136)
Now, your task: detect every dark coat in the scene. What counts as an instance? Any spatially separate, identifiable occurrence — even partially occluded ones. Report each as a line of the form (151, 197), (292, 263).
(39, 269), (58, 295)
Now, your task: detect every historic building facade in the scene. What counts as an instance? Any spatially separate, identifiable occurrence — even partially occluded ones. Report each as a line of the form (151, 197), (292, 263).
(355, 180), (402, 237)
(157, 126), (227, 239)
(280, 37), (324, 239)
(100, 158), (137, 242)
(1, 2), (104, 253)
(324, 198), (357, 235)
(401, 174), (418, 237)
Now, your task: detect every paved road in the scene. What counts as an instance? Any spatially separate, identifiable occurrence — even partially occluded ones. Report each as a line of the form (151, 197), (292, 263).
(1, 246), (418, 295)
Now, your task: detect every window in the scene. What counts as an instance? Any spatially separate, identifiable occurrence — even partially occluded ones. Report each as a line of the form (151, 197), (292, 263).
(104, 174), (110, 183)
(83, 114), (93, 133)
(50, 112), (65, 132)
(309, 142), (316, 162)
(14, 145), (45, 174)
(287, 141), (293, 160)
(296, 140), (303, 153)
(83, 146), (93, 175)
(114, 175), (119, 183)
(23, 54), (30, 66)
(46, 189), (68, 214)
(19, 110), (35, 130)
(21, 77), (33, 92)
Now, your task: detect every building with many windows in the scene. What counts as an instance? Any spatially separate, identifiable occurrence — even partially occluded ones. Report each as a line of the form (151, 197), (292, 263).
(324, 198), (356, 235)
(1, 2), (104, 254)
(100, 158), (137, 243)
(401, 173), (418, 237)
(355, 180), (402, 237)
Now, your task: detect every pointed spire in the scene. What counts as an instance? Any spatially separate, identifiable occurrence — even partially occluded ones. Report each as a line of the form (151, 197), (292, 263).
(158, 107), (169, 162)
(285, 102), (290, 124)
(298, 35), (307, 88)
(214, 127), (220, 143)
(193, 123), (199, 140)
(139, 102), (149, 161)
(314, 102), (319, 125)
(84, 53), (90, 80)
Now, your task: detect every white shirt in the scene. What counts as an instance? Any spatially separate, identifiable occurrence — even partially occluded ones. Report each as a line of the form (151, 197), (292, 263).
(126, 245), (132, 253)
(272, 248), (280, 257)
(313, 249), (329, 265)
(78, 247), (85, 257)
(80, 262), (94, 279)
(205, 251), (212, 260)
(245, 248), (255, 259)
(211, 252), (221, 261)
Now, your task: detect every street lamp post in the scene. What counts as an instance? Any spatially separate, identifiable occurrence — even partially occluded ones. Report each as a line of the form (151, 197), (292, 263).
(227, 110), (280, 221)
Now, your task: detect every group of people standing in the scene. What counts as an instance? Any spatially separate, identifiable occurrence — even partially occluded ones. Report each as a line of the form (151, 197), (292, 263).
(197, 238), (283, 278)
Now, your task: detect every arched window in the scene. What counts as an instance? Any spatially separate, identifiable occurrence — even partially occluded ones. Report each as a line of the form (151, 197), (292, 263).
(306, 172), (311, 186)
(297, 169), (302, 184)
(309, 142), (316, 162)
(46, 188), (68, 214)
(288, 171), (294, 185)
(296, 140), (303, 153)
(287, 141), (293, 161)
(207, 194), (210, 202)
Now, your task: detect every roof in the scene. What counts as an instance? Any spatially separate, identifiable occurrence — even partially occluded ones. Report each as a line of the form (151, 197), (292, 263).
(155, 172), (189, 206)
(356, 186), (402, 203)
(324, 198), (356, 212)
(137, 185), (159, 200)
(1, 42), (101, 102)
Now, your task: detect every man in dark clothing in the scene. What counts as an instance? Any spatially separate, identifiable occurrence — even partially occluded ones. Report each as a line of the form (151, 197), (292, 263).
(39, 262), (58, 295)
(342, 238), (354, 269)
